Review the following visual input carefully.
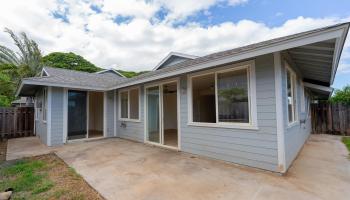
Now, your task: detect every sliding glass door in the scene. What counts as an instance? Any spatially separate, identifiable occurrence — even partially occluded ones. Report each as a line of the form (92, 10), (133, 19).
(146, 81), (178, 148)
(146, 86), (160, 143)
(68, 90), (87, 140)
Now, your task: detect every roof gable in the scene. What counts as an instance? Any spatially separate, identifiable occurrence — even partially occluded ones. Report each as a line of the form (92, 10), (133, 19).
(96, 69), (126, 78)
(153, 52), (198, 71)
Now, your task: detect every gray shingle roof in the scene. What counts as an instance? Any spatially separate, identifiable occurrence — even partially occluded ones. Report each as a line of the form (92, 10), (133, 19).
(23, 67), (126, 89)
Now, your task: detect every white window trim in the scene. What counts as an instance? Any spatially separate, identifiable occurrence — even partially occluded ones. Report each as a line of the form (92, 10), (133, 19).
(285, 63), (298, 127)
(187, 60), (258, 130)
(118, 86), (141, 122)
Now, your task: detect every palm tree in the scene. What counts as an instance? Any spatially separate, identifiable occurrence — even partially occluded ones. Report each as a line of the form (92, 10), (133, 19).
(0, 28), (42, 77)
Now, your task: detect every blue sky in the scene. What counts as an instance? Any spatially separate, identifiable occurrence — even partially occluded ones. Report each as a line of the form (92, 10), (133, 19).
(0, 0), (349, 89)
(196, 0), (350, 27)
(190, 0), (350, 89)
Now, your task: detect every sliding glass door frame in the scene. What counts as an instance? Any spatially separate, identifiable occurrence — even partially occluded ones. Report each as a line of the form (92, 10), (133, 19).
(144, 78), (181, 150)
(63, 89), (106, 143)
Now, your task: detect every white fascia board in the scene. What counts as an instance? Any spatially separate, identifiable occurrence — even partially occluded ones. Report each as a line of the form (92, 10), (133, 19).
(152, 52), (199, 71)
(330, 24), (350, 84)
(110, 25), (348, 91)
(41, 68), (50, 77)
(303, 82), (334, 93)
(15, 81), (24, 97)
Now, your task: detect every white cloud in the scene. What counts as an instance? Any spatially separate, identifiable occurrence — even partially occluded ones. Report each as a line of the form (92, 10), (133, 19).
(0, 0), (349, 73)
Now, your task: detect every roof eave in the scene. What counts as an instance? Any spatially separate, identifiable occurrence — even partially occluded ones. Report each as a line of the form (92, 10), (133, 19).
(330, 23), (350, 84)
(16, 79), (108, 97)
(108, 23), (349, 91)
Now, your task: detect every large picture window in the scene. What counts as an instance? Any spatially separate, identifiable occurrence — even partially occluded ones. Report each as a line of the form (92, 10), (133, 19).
(189, 64), (255, 128)
(286, 65), (297, 124)
(119, 87), (140, 121)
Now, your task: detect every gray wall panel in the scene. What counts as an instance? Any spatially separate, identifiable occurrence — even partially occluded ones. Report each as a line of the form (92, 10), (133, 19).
(105, 90), (115, 137)
(50, 87), (64, 146)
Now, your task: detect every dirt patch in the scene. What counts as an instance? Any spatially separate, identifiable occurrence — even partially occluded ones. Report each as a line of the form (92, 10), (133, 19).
(0, 153), (105, 200)
(0, 139), (7, 162)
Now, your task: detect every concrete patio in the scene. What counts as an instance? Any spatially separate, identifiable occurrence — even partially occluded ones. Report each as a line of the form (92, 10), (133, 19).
(6, 134), (350, 200)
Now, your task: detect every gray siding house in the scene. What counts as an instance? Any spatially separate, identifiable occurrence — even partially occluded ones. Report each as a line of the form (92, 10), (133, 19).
(16, 23), (349, 173)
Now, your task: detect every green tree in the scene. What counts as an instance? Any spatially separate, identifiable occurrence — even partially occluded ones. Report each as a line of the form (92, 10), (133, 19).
(0, 28), (43, 77)
(42, 52), (102, 73)
(116, 69), (149, 78)
(331, 85), (350, 104)
(0, 28), (42, 106)
(0, 63), (19, 106)
(42, 52), (148, 77)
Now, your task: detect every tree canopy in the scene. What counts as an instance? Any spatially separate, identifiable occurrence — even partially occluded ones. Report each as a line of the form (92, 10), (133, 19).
(0, 28), (43, 77)
(0, 29), (147, 107)
(42, 52), (102, 73)
(116, 69), (148, 78)
(42, 52), (148, 77)
(330, 85), (350, 104)
(0, 28), (43, 106)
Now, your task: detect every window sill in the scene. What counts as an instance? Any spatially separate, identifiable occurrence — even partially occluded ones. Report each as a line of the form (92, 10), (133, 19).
(42, 120), (47, 124)
(119, 118), (141, 123)
(287, 121), (299, 128)
(187, 122), (258, 130)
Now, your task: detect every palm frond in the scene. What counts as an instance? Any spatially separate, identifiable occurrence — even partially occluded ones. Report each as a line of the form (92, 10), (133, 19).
(4, 28), (29, 64)
(0, 45), (20, 65)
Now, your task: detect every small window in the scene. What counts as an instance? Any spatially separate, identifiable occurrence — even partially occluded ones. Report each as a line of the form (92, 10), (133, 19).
(35, 98), (39, 120)
(42, 88), (47, 122)
(119, 88), (140, 120)
(120, 91), (128, 119)
(286, 65), (297, 124)
(129, 88), (139, 119)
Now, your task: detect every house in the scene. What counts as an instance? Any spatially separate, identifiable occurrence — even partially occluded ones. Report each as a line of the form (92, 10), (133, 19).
(16, 23), (349, 173)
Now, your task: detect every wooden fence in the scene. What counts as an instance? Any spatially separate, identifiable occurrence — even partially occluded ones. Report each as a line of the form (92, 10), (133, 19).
(0, 107), (35, 139)
(311, 103), (350, 135)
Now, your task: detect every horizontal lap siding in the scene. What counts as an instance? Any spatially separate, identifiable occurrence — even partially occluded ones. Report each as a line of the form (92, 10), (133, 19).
(180, 54), (279, 171)
(50, 87), (64, 146)
(116, 87), (144, 142)
(105, 90), (115, 137)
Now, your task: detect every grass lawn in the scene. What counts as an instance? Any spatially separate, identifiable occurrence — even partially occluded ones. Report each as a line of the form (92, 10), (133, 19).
(0, 154), (104, 200)
(342, 137), (350, 153)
